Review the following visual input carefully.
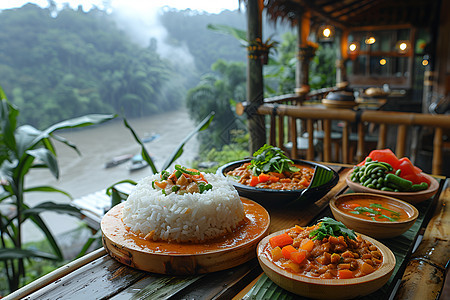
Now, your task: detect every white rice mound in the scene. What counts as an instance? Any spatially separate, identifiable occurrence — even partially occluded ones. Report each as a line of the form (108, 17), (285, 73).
(122, 173), (246, 243)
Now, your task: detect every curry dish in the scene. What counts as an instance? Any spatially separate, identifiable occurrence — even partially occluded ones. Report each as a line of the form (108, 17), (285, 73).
(227, 162), (314, 190)
(262, 222), (383, 279)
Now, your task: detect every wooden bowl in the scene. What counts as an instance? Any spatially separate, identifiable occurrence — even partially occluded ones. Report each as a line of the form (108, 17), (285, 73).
(330, 193), (419, 239)
(257, 230), (396, 300)
(101, 198), (270, 275)
(217, 159), (339, 208)
(345, 171), (439, 204)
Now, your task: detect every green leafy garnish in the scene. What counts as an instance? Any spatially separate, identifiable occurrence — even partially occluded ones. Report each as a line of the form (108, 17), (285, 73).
(248, 144), (299, 175)
(309, 217), (356, 240)
(175, 165), (200, 176)
(370, 203), (400, 216)
(160, 170), (170, 180)
(350, 205), (400, 222)
(172, 185), (180, 193)
(198, 182), (213, 193)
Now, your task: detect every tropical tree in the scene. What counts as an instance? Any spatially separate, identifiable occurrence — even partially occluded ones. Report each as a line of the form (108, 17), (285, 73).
(186, 59), (246, 153)
(0, 86), (116, 293)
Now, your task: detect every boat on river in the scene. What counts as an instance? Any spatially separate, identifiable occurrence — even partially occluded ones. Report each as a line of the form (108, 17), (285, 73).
(142, 133), (160, 143)
(128, 154), (149, 172)
(104, 154), (133, 168)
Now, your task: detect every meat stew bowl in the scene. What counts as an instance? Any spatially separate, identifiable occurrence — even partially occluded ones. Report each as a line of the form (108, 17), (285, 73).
(217, 159), (339, 208)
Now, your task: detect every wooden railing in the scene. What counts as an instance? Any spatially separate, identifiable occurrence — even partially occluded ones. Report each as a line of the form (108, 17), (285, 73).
(242, 103), (450, 175)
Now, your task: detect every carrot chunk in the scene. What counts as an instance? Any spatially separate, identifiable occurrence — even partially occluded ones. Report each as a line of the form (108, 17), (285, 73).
(290, 250), (307, 264)
(338, 269), (354, 279)
(300, 239), (315, 252)
(269, 233), (294, 248)
(281, 245), (297, 259)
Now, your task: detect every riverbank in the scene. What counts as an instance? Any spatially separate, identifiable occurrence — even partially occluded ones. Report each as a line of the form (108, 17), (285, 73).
(23, 109), (199, 243)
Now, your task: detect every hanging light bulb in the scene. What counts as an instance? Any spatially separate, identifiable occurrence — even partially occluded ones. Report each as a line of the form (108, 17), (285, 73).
(365, 36), (376, 45)
(318, 25), (335, 42)
(379, 58), (387, 65)
(396, 40), (411, 54)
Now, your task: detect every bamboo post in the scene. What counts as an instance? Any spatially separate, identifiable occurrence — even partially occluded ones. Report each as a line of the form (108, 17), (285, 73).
(396, 124), (407, 158)
(306, 119), (314, 160)
(246, 0), (266, 153)
(432, 127), (443, 175)
(277, 116), (284, 149)
(289, 117), (298, 159)
(323, 119), (332, 162)
(377, 124), (387, 149)
(342, 121), (350, 164)
(356, 122), (365, 162)
(394, 179), (450, 299)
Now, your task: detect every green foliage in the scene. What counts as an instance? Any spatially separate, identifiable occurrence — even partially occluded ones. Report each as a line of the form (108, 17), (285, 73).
(0, 4), (183, 128)
(186, 59), (247, 152)
(0, 86), (115, 294)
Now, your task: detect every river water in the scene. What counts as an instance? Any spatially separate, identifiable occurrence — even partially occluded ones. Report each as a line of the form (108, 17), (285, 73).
(23, 108), (199, 242)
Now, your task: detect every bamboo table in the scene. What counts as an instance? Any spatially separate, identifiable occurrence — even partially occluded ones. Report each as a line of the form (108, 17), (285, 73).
(6, 165), (450, 300)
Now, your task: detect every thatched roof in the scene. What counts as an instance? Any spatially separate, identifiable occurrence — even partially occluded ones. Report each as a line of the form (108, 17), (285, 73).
(264, 0), (442, 29)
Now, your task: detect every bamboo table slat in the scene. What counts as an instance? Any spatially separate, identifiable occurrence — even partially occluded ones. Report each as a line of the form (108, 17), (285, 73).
(7, 165), (449, 300)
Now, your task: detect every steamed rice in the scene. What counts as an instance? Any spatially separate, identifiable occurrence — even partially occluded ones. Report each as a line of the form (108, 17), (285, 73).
(122, 172), (245, 243)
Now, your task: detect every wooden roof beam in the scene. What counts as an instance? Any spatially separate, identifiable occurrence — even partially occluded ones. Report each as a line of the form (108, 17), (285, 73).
(332, 0), (379, 19)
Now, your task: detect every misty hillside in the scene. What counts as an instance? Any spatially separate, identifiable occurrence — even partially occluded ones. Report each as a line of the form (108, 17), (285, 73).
(0, 4), (290, 128)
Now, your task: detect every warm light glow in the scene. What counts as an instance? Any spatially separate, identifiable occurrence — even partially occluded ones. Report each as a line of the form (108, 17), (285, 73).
(365, 37), (376, 44)
(422, 59), (429, 66)
(399, 42), (408, 51)
(323, 28), (331, 38)
(396, 40), (410, 54)
(349, 43), (357, 52)
(379, 58), (387, 65)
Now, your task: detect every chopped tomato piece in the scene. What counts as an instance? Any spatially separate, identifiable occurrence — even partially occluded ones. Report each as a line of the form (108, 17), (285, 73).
(258, 173), (271, 183)
(249, 176), (259, 187)
(269, 233), (294, 248)
(338, 269), (354, 279)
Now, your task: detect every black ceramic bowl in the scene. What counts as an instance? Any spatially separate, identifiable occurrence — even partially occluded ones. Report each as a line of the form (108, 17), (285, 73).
(217, 159), (339, 207)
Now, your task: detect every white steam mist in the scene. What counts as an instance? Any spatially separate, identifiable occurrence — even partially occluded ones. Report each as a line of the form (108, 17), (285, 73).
(110, 1), (195, 67)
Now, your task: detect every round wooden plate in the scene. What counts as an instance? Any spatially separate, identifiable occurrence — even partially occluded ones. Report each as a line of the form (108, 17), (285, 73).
(257, 230), (396, 300)
(346, 171), (439, 204)
(101, 198), (270, 275)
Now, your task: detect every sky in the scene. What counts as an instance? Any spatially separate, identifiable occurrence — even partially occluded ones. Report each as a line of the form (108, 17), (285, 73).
(0, 0), (241, 13)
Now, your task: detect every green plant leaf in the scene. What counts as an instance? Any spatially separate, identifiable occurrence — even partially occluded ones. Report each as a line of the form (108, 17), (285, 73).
(0, 248), (58, 261)
(207, 24), (248, 46)
(28, 114), (117, 152)
(110, 188), (123, 208)
(76, 230), (102, 259)
(161, 112), (215, 171)
(24, 186), (71, 199)
(22, 202), (81, 218)
(123, 118), (158, 174)
(26, 213), (63, 260)
(26, 148), (59, 179)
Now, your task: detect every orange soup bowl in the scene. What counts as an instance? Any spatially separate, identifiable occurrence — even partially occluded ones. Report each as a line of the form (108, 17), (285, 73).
(257, 230), (396, 300)
(330, 193), (419, 239)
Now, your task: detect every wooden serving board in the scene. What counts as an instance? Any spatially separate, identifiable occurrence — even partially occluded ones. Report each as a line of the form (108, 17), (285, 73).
(101, 198), (270, 275)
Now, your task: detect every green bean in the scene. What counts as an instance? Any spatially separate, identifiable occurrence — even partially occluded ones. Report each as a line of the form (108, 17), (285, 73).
(411, 182), (429, 191)
(381, 187), (394, 192)
(385, 173), (413, 191)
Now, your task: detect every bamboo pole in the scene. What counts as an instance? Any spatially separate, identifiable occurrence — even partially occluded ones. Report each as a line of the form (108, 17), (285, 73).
(394, 179), (450, 299)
